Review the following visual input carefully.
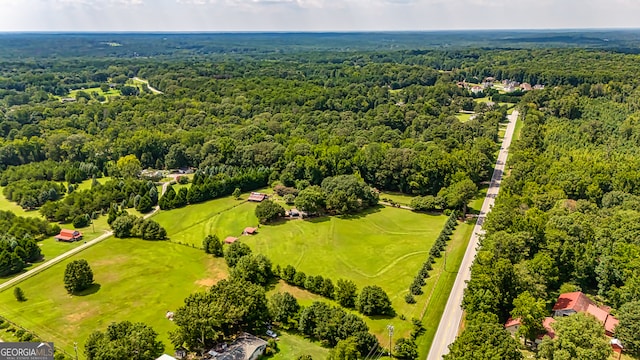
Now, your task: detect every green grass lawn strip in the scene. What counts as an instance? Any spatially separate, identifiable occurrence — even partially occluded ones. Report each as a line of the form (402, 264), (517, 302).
(415, 220), (475, 357)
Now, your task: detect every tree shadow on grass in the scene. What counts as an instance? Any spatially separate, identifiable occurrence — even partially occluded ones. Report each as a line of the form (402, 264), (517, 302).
(335, 205), (383, 220)
(75, 283), (101, 296)
(306, 216), (330, 224)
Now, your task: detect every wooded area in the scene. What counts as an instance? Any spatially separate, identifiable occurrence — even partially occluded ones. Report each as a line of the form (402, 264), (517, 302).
(3, 32), (640, 359)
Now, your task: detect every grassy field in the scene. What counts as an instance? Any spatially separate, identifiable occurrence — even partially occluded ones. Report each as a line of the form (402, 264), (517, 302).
(244, 206), (448, 341)
(513, 111), (524, 141)
(0, 186), (43, 218)
(68, 87), (121, 101)
(0, 238), (227, 358)
(379, 191), (416, 206)
(0, 184), (480, 358)
(456, 113), (474, 122)
(415, 219), (475, 357)
(154, 196), (256, 248)
(270, 332), (330, 360)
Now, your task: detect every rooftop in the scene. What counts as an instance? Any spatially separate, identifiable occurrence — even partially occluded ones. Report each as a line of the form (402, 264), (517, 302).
(552, 292), (595, 312)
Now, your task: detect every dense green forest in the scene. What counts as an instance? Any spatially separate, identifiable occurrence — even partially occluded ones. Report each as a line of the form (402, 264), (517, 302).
(4, 33), (640, 358)
(451, 67), (640, 359)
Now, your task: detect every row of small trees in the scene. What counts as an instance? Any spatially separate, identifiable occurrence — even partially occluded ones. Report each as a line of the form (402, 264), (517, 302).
(159, 167), (270, 210)
(203, 237), (395, 317)
(0, 233), (43, 277)
(110, 214), (167, 240)
(279, 263), (394, 317)
(40, 179), (158, 223)
(406, 211), (458, 304)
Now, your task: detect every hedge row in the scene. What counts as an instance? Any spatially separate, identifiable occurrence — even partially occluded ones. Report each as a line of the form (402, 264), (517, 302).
(406, 211), (458, 303)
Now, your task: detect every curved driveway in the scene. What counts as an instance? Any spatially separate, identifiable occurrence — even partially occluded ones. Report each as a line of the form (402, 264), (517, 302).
(427, 110), (519, 360)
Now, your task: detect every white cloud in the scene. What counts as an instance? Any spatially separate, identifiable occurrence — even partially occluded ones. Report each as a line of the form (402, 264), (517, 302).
(0, 0), (639, 31)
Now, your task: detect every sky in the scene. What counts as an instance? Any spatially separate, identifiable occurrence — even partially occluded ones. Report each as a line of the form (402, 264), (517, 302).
(1, 0), (639, 32)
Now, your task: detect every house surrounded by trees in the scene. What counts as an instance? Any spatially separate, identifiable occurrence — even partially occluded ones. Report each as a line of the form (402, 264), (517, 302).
(54, 229), (83, 242)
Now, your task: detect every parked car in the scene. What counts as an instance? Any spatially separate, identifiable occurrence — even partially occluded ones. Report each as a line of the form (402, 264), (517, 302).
(266, 330), (277, 338)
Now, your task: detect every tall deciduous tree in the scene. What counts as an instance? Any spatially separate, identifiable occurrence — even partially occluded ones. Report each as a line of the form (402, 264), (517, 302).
(255, 200), (285, 224)
(356, 285), (393, 316)
(64, 259), (94, 294)
(335, 279), (358, 309)
(444, 313), (522, 360)
(328, 337), (360, 360)
(538, 313), (611, 360)
(203, 234), (223, 257)
(224, 241), (252, 267)
(510, 291), (547, 342)
(84, 321), (164, 360)
(614, 301), (640, 356)
(394, 337), (418, 360)
(116, 154), (142, 178)
(268, 292), (300, 328)
(170, 278), (269, 351)
(294, 185), (325, 213)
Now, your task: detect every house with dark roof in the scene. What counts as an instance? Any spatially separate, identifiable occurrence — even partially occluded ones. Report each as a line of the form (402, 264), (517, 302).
(205, 333), (267, 360)
(55, 229), (83, 242)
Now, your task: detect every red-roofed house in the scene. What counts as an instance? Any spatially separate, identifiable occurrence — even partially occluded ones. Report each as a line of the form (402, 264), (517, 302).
(504, 317), (521, 336)
(55, 229), (83, 242)
(552, 292), (596, 317)
(505, 317), (556, 343)
(553, 292), (619, 337)
(603, 314), (619, 337)
(247, 192), (267, 202)
(243, 227), (257, 235)
(224, 236), (239, 244)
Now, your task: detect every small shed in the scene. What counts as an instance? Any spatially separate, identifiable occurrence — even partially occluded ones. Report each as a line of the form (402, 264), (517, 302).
(243, 227), (257, 235)
(55, 229), (83, 242)
(224, 236), (239, 244)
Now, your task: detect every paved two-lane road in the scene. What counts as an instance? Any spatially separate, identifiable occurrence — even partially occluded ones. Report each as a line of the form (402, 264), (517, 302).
(427, 110), (519, 360)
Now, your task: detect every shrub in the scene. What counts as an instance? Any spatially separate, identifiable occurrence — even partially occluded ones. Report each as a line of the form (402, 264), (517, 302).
(14, 287), (26, 302)
(405, 293), (416, 304)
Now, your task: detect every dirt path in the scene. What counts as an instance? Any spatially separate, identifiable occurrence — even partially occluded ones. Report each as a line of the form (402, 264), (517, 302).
(133, 77), (163, 94)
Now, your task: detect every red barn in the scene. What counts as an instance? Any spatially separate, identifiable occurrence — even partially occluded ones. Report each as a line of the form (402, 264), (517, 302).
(55, 229), (83, 242)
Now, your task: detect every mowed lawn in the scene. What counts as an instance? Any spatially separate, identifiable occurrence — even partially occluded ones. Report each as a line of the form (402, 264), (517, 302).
(156, 191), (267, 248)
(156, 193), (448, 341)
(0, 238), (227, 358)
(246, 206), (448, 340)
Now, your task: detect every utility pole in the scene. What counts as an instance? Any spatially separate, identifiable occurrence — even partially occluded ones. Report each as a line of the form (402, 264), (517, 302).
(386, 324), (394, 357)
